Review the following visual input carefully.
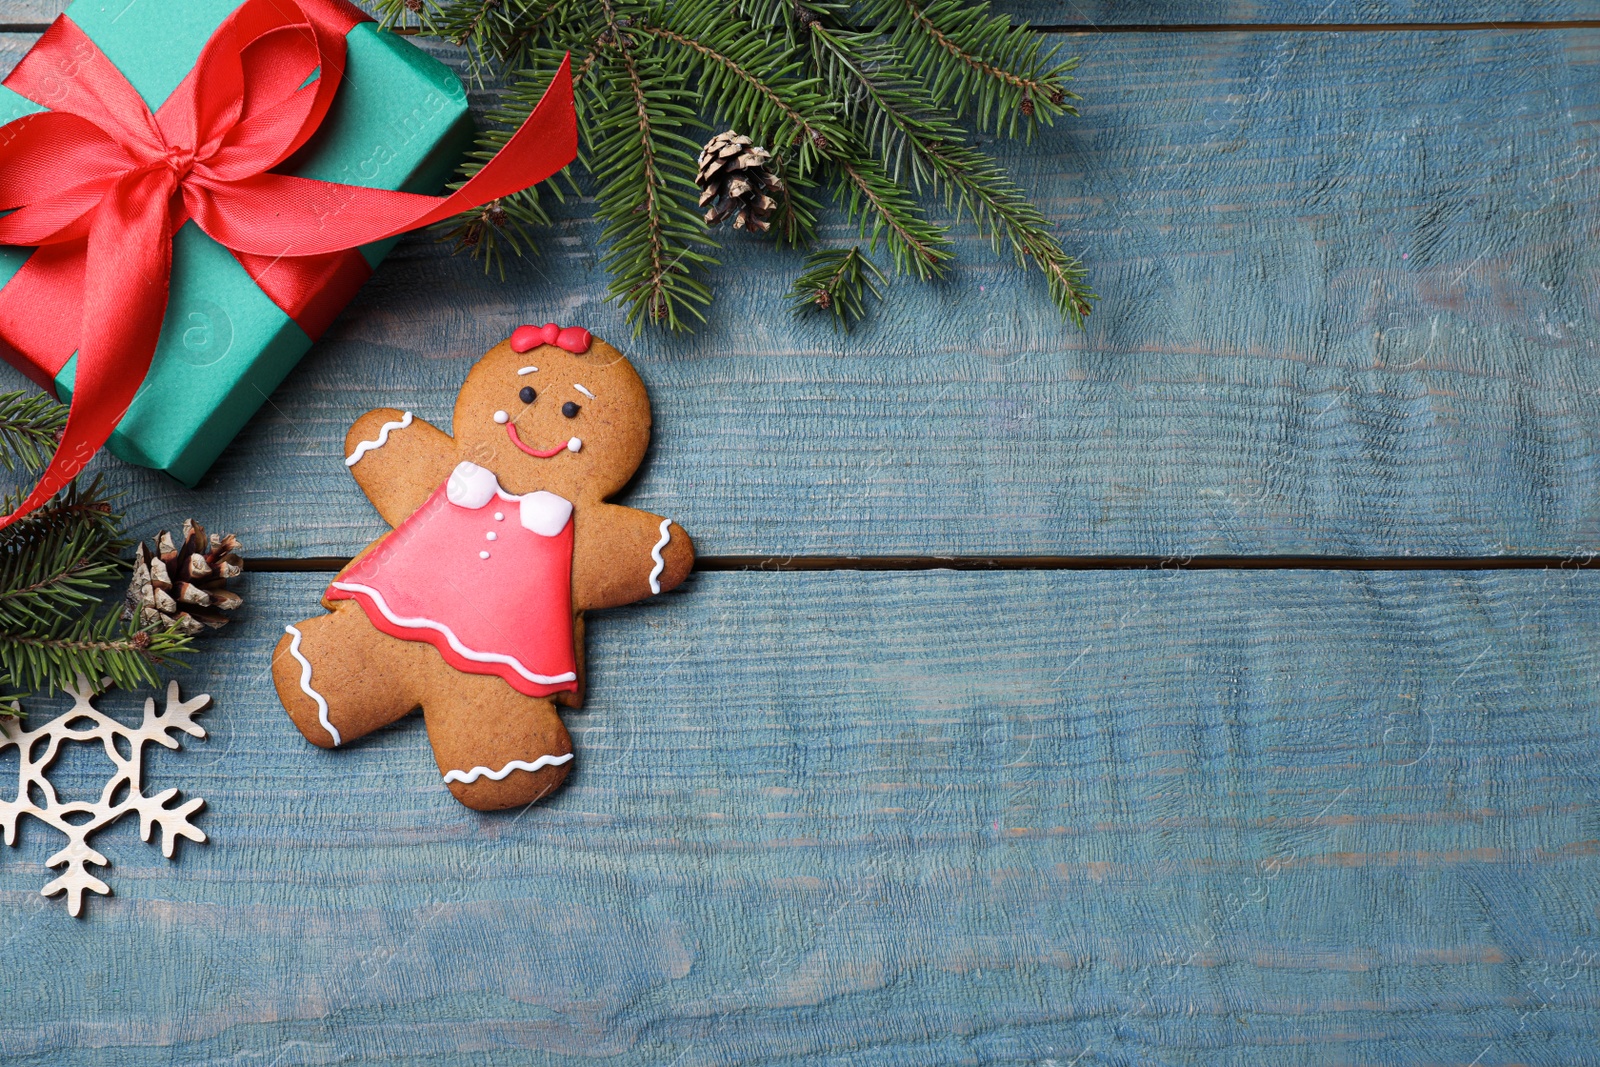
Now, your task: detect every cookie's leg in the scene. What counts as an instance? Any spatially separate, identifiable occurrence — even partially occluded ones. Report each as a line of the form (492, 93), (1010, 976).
(419, 674), (575, 811)
(272, 601), (431, 748)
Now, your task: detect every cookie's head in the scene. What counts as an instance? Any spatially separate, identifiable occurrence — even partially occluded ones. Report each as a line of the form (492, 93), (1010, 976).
(454, 325), (652, 499)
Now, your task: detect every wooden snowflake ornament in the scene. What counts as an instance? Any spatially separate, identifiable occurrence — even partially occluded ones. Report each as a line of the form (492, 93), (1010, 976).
(0, 679), (210, 916)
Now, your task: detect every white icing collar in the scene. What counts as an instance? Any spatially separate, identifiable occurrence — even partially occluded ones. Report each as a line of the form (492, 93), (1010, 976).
(520, 491), (574, 537)
(446, 462), (572, 537)
(446, 461), (500, 509)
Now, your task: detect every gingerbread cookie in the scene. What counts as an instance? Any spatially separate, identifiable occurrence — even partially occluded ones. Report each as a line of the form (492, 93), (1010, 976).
(271, 324), (694, 811)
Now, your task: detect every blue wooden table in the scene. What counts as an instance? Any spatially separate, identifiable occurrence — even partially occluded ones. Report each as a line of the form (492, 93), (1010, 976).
(3, 3), (1600, 1064)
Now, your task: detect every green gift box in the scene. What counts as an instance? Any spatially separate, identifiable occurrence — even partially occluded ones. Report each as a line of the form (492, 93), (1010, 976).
(0, 0), (474, 486)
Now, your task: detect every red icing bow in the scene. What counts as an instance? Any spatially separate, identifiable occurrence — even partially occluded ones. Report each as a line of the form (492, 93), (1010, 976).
(510, 323), (592, 354)
(0, 0), (578, 526)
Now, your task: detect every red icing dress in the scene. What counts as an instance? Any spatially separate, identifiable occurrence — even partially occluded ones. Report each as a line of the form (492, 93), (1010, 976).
(326, 462), (580, 697)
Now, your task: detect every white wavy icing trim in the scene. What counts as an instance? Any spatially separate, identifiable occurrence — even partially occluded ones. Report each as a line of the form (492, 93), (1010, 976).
(442, 752), (574, 784)
(573, 383), (596, 399)
(330, 581), (577, 687)
(344, 412), (412, 466)
(284, 625), (340, 746)
(649, 518), (672, 595)
(517, 366), (538, 375)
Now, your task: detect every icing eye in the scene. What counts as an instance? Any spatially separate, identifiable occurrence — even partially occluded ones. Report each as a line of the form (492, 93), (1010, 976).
(519, 386), (536, 404)
(562, 401), (580, 418)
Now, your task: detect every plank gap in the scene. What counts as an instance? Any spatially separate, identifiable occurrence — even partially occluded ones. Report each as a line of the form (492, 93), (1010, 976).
(248, 554), (1600, 573)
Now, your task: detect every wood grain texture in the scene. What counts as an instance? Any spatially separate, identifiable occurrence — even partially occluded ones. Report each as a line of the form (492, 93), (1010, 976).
(997, 0), (1600, 24)
(0, 32), (33, 77)
(3, 28), (1593, 559)
(2, 569), (1598, 1064)
(0, 1), (64, 26)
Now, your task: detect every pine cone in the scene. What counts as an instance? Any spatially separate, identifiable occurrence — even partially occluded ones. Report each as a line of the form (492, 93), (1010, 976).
(126, 520), (245, 636)
(696, 131), (783, 234)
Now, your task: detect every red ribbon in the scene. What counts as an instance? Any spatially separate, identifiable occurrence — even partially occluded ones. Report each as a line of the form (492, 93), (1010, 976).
(0, 0), (577, 526)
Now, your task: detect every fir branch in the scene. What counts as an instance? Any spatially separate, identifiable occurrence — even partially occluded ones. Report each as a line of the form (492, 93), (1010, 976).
(399, 0), (1093, 327)
(435, 194), (550, 277)
(482, 0), (570, 74)
(831, 155), (951, 278)
(788, 246), (887, 328)
(429, 18), (589, 272)
(0, 479), (124, 558)
(805, 22), (948, 189)
(590, 1), (717, 331)
(446, 0), (513, 49)
(0, 523), (124, 628)
(644, 4), (946, 269)
(805, 29), (1093, 321)
(864, 0), (1080, 139)
(0, 419), (193, 702)
(640, 5), (842, 178)
(368, 0), (431, 31)
(733, 0), (810, 39)
(923, 142), (1094, 322)
(0, 391), (67, 472)
(444, 0), (563, 79)
(768, 156), (822, 250)
(638, 3), (837, 253)
(571, 43), (602, 85)
(0, 612), (191, 700)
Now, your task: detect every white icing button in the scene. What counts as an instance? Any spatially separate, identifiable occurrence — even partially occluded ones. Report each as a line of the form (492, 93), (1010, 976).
(494, 512), (504, 521)
(567, 437), (582, 453)
(493, 410), (509, 424)
(479, 550), (490, 559)
(486, 531), (497, 541)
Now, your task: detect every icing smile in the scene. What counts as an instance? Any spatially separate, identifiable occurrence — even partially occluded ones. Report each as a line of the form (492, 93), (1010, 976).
(504, 420), (581, 457)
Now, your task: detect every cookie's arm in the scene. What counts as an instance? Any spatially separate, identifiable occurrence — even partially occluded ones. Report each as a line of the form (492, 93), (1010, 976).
(572, 504), (695, 610)
(343, 409), (458, 527)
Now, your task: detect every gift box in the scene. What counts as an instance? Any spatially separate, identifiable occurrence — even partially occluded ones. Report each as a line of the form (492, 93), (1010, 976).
(0, 0), (476, 486)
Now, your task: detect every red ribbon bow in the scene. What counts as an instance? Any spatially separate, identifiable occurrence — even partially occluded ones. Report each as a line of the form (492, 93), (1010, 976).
(511, 322), (592, 354)
(0, 0), (577, 525)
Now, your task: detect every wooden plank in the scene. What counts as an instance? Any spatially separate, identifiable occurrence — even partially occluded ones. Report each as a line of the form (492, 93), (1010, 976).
(998, 1), (1600, 25)
(0, 2), (64, 25)
(2, 568), (1598, 1063)
(0, 33), (33, 78)
(8, 28), (1600, 559)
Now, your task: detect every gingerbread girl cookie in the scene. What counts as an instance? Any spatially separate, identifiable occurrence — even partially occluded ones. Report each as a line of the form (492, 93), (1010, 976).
(271, 324), (694, 811)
